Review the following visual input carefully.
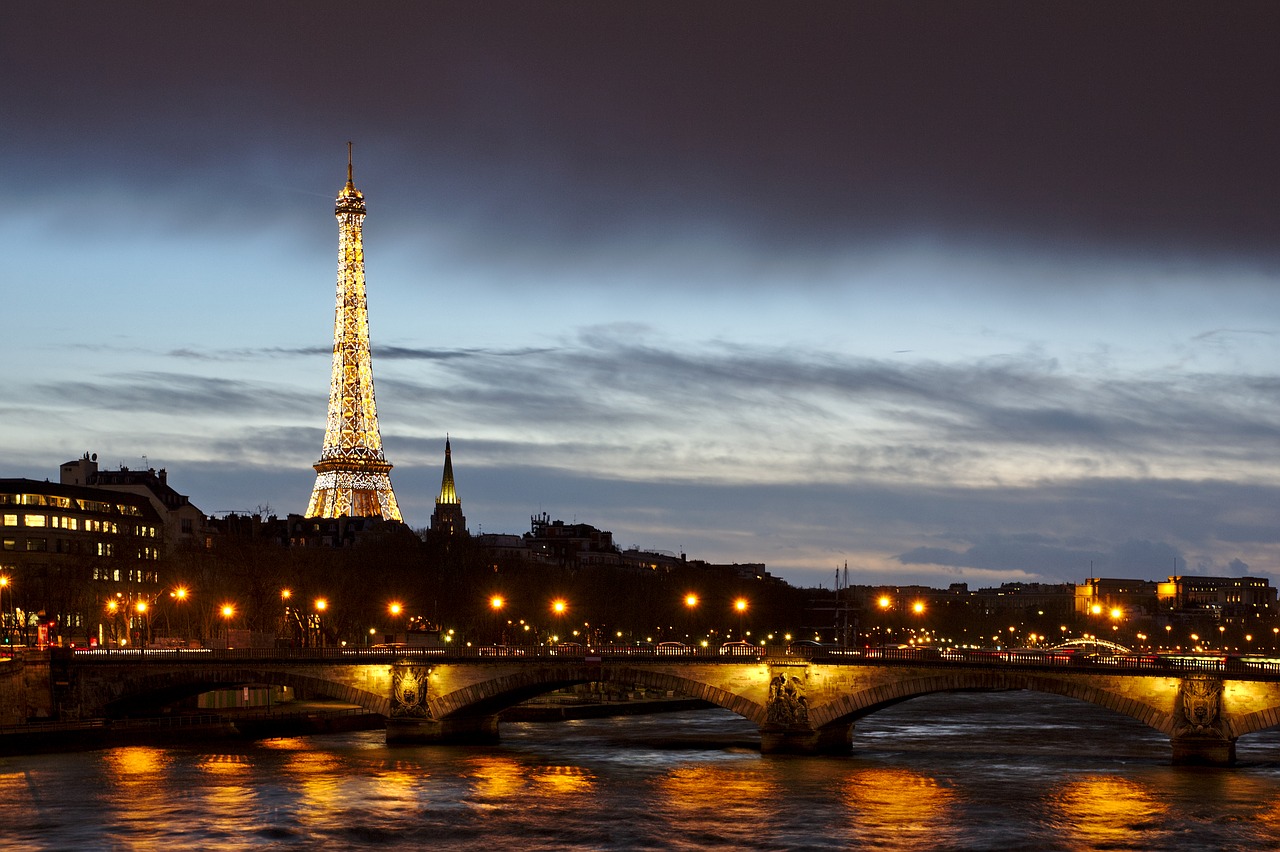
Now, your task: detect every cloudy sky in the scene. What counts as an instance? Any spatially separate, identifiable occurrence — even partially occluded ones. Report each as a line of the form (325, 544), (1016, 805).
(3, 2), (1278, 589)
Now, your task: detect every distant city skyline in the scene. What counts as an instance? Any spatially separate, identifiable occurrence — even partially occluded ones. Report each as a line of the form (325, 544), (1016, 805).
(3, 3), (1278, 588)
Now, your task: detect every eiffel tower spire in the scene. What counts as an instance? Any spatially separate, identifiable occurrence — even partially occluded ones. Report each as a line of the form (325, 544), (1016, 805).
(304, 145), (403, 521)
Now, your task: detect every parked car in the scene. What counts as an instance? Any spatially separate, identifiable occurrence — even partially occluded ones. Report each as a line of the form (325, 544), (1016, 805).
(656, 641), (691, 655)
(719, 640), (759, 656)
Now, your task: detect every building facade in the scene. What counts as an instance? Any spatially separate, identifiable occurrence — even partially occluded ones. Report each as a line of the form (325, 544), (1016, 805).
(0, 478), (163, 646)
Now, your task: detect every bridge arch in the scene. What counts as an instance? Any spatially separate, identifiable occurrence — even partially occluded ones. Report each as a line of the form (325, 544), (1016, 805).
(427, 664), (766, 725)
(96, 666), (391, 717)
(1051, 638), (1132, 654)
(812, 670), (1172, 735)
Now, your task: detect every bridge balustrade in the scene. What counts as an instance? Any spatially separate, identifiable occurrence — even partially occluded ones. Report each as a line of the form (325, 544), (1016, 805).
(56, 645), (1280, 678)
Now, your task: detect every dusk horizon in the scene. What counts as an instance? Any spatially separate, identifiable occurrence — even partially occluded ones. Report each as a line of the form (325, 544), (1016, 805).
(4, 2), (1278, 589)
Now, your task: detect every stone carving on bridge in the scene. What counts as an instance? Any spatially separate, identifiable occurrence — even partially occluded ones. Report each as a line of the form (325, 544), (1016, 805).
(1175, 677), (1226, 739)
(391, 666), (431, 718)
(766, 673), (809, 727)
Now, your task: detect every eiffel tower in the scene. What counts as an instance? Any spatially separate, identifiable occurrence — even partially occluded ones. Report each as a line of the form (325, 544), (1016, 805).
(304, 144), (403, 521)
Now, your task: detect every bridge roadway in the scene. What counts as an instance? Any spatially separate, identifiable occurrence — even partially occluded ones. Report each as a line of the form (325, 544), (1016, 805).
(55, 645), (1280, 765)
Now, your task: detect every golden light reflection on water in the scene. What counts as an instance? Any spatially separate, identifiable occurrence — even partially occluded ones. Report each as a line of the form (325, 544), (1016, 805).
(656, 764), (781, 821)
(464, 755), (596, 806)
(466, 755), (528, 801)
(529, 764), (594, 794)
(282, 745), (347, 827)
(195, 752), (255, 814)
(1050, 776), (1170, 850)
(842, 768), (957, 845)
(104, 746), (169, 789)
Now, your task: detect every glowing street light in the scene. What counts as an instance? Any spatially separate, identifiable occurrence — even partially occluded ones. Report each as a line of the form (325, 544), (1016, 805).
(489, 595), (505, 612)
(551, 599), (567, 615)
(389, 601), (403, 617)
(0, 576), (9, 642)
(314, 598), (328, 648)
(219, 603), (235, 645)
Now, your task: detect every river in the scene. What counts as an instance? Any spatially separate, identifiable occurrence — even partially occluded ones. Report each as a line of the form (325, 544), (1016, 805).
(2, 691), (1279, 850)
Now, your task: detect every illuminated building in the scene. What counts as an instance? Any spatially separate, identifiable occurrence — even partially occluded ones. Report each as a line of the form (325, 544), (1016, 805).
(304, 145), (403, 522)
(429, 438), (467, 536)
(1074, 577), (1158, 616)
(0, 477), (162, 645)
(59, 452), (207, 552)
(1157, 575), (1275, 619)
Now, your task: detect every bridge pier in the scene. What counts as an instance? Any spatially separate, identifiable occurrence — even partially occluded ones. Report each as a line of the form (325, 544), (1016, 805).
(759, 722), (853, 755)
(1170, 733), (1236, 766)
(386, 715), (501, 746)
(1168, 676), (1236, 766)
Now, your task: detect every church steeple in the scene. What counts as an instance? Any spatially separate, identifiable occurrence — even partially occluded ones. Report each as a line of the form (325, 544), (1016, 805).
(430, 437), (466, 536)
(437, 437), (458, 505)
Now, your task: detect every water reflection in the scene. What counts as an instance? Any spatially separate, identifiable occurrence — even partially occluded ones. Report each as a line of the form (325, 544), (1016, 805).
(465, 754), (528, 801)
(842, 768), (957, 849)
(1, 694), (1279, 850)
(654, 763), (782, 848)
(1050, 776), (1171, 850)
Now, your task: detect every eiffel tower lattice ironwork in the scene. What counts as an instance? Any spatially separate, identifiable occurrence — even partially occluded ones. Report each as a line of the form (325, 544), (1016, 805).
(305, 144), (403, 521)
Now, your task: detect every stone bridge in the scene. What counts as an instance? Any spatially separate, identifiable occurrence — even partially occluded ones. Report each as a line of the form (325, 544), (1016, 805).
(50, 647), (1280, 766)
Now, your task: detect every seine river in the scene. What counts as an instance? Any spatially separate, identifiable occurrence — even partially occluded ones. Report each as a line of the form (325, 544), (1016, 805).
(3, 691), (1280, 851)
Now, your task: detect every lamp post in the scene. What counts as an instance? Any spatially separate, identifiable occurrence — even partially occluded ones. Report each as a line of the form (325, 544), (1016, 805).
(684, 593), (699, 644)
(220, 603), (236, 647)
(280, 589), (292, 644)
(877, 595), (891, 652)
(135, 600), (149, 649)
(912, 601), (926, 649)
(315, 598), (328, 648)
(169, 586), (189, 643)
(106, 599), (120, 647)
(0, 576), (8, 644)
(734, 598), (748, 639)
(551, 599), (567, 647)
(489, 595), (504, 643)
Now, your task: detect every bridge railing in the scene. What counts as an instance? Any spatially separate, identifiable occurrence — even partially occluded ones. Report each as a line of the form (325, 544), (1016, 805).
(58, 645), (1280, 677)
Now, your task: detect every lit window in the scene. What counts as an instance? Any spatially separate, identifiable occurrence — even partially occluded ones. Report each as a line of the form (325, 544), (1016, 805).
(24, 514), (46, 527)
(2, 515), (16, 527)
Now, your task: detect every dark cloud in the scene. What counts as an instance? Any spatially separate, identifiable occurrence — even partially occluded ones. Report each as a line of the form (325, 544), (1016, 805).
(5, 2), (1279, 266)
(35, 373), (313, 417)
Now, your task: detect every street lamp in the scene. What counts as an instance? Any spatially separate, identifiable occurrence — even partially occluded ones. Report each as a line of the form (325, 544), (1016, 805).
(733, 598), (748, 639)
(684, 593), (699, 642)
(135, 600), (149, 648)
(0, 576), (8, 643)
(489, 595), (505, 643)
(220, 603), (236, 647)
(106, 598), (120, 647)
(878, 596), (891, 651)
(315, 598), (328, 648)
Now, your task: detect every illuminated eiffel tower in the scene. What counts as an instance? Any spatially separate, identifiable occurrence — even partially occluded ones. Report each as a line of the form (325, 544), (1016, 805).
(304, 144), (403, 522)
